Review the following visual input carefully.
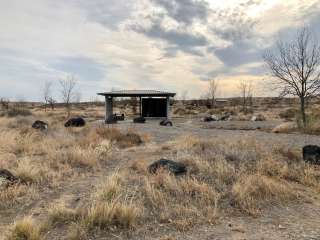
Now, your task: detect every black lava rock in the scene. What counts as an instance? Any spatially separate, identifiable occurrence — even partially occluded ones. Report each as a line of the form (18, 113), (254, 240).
(148, 159), (187, 175)
(64, 117), (86, 127)
(303, 145), (320, 165)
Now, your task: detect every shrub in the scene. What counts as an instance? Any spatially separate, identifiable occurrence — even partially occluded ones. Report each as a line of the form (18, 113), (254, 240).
(232, 174), (297, 215)
(299, 113), (320, 134)
(66, 224), (87, 240)
(0, 185), (29, 209)
(95, 173), (122, 202)
(279, 108), (297, 120)
(82, 201), (139, 230)
(7, 108), (32, 117)
(94, 127), (142, 148)
(15, 158), (47, 184)
(173, 108), (187, 115)
(48, 205), (79, 226)
(7, 117), (32, 128)
(7, 216), (42, 240)
(56, 147), (99, 168)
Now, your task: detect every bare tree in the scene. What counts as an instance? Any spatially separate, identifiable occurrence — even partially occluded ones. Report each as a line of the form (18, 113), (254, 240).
(130, 97), (138, 115)
(238, 79), (253, 113)
(47, 97), (56, 110)
(263, 27), (320, 127)
(43, 81), (54, 111)
(59, 75), (77, 116)
(207, 78), (219, 108)
(0, 98), (9, 110)
(181, 90), (188, 104)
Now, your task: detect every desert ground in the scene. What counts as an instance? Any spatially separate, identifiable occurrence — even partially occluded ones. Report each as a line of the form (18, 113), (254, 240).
(0, 99), (320, 240)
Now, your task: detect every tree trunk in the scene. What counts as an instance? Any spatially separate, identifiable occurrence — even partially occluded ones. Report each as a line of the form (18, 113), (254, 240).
(300, 97), (307, 128)
(211, 97), (215, 108)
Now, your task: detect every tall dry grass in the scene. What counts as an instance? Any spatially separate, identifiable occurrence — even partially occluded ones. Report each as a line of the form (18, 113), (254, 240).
(170, 136), (319, 214)
(0, 116), (143, 211)
(7, 216), (42, 240)
(44, 172), (139, 237)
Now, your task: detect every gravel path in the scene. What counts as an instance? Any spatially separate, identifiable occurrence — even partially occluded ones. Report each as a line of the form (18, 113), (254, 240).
(115, 118), (320, 148)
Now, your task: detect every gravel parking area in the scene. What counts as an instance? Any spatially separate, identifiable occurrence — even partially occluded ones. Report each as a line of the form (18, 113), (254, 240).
(114, 118), (320, 148)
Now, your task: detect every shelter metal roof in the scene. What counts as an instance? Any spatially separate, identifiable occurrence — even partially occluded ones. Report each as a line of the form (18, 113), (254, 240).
(97, 90), (176, 97)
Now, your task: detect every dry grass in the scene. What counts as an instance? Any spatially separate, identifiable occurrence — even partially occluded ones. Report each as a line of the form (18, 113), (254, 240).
(0, 115), (143, 219)
(95, 173), (122, 202)
(82, 172), (140, 231)
(94, 126), (143, 148)
(142, 172), (219, 230)
(7, 216), (42, 240)
(48, 204), (79, 226)
(232, 174), (296, 214)
(154, 136), (319, 215)
(66, 224), (88, 240)
(82, 201), (139, 230)
(1, 105), (320, 238)
(0, 185), (38, 209)
(46, 172), (140, 235)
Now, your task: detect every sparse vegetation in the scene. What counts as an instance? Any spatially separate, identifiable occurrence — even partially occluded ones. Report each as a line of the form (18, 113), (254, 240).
(6, 108), (32, 117)
(0, 102), (320, 239)
(279, 108), (297, 120)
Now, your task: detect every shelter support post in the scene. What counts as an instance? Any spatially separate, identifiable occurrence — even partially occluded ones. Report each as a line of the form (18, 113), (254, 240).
(105, 96), (113, 123)
(139, 97), (142, 117)
(166, 96), (170, 119)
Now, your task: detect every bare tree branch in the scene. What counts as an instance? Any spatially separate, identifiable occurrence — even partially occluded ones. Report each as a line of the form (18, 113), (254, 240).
(207, 79), (219, 108)
(263, 27), (320, 127)
(59, 75), (77, 117)
(43, 81), (54, 111)
(238, 79), (253, 113)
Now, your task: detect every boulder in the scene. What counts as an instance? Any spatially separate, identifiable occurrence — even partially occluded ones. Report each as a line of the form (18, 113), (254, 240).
(272, 122), (297, 133)
(32, 120), (48, 131)
(203, 116), (214, 122)
(160, 119), (173, 126)
(0, 169), (19, 189)
(211, 115), (219, 121)
(133, 116), (146, 123)
(148, 159), (187, 175)
(251, 114), (266, 121)
(64, 117), (86, 127)
(303, 145), (320, 165)
(220, 114), (231, 121)
(0, 169), (19, 182)
(203, 114), (220, 122)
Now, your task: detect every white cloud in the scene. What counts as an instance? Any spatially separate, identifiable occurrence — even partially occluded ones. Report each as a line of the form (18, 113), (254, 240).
(0, 0), (319, 100)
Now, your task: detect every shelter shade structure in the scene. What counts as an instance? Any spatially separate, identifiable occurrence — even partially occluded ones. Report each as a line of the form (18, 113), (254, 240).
(97, 90), (176, 123)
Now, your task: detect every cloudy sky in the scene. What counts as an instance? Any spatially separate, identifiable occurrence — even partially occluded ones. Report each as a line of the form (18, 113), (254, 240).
(0, 0), (320, 101)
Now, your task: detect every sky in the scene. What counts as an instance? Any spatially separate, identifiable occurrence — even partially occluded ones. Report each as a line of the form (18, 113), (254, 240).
(0, 0), (320, 101)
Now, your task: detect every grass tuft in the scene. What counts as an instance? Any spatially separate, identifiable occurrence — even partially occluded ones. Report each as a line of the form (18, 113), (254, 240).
(232, 174), (297, 215)
(7, 216), (42, 240)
